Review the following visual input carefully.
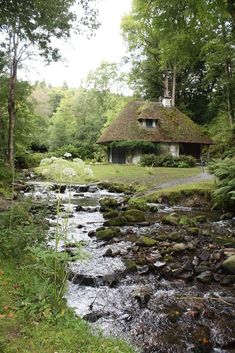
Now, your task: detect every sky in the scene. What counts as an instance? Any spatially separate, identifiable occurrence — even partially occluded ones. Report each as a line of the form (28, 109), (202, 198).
(22, 0), (132, 88)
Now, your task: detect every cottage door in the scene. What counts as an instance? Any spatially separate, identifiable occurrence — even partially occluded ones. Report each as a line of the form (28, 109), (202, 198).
(112, 147), (126, 164)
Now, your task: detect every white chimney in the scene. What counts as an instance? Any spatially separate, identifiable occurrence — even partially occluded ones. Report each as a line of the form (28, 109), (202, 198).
(162, 96), (172, 108)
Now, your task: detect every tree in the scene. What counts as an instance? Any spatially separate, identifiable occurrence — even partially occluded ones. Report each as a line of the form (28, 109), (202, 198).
(0, 0), (99, 166)
(48, 62), (131, 159)
(122, 0), (234, 126)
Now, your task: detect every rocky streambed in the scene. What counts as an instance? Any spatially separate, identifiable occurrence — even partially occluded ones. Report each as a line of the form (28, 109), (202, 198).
(23, 181), (235, 353)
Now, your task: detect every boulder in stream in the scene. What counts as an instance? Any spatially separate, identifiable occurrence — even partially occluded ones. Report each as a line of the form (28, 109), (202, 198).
(96, 227), (120, 241)
(123, 209), (145, 223)
(222, 255), (235, 274)
(162, 214), (179, 226)
(100, 197), (118, 211)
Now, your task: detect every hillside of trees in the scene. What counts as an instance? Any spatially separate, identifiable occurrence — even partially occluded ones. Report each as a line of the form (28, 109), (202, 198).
(0, 0), (234, 172)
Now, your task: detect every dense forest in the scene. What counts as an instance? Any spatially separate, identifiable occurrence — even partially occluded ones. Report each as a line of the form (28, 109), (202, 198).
(0, 0), (234, 172)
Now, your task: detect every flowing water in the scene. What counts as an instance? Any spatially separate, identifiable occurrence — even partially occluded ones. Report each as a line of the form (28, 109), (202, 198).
(24, 182), (235, 353)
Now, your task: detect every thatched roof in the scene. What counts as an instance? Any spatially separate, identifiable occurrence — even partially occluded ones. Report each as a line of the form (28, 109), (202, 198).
(97, 101), (213, 145)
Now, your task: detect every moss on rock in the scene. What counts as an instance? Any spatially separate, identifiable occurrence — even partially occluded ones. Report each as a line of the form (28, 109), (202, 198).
(104, 216), (127, 226)
(223, 255), (235, 274)
(135, 235), (157, 247)
(103, 210), (119, 219)
(123, 209), (145, 223)
(100, 197), (118, 211)
(162, 215), (179, 226)
(96, 228), (115, 240)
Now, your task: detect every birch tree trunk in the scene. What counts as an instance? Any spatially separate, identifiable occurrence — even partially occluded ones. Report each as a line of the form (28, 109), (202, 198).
(171, 64), (177, 107)
(225, 59), (234, 128)
(7, 33), (18, 168)
(164, 70), (170, 97)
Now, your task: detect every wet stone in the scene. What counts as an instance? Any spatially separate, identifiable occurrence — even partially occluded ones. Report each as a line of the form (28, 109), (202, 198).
(196, 271), (213, 284)
(71, 273), (118, 287)
(133, 287), (151, 308)
(187, 227), (199, 235)
(83, 311), (110, 322)
(199, 250), (210, 262)
(79, 185), (89, 192)
(172, 243), (187, 252)
(223, 255), (235, 274)
(162, 214), (179, 226)
(191, 325), (212, 353)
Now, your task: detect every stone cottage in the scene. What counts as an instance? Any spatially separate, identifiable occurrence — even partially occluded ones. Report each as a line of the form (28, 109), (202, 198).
(97, 99), (213, 164)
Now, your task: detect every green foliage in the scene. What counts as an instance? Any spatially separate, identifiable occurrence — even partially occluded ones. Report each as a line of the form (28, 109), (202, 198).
(140, 154), (196, 168)
(122, 0), (234, 125)
(205, 113), (234, 157)
(209, 157), (235, 209)
(36, 157), (94, 182)
(0, 202), (48, 259)
(110, 141), (161, 153)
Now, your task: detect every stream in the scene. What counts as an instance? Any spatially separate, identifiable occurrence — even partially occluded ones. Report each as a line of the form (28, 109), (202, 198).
(24, 181), (235, 353)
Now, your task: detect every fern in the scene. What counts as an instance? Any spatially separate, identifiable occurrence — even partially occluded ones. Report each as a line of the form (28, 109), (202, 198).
(209, 157), (235, 209)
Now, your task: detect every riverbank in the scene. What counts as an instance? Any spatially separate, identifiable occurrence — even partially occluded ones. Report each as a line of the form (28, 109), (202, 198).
(0, 169), (234, 352)
(0, 199), (135, 353)
(6, 180), (234, 353)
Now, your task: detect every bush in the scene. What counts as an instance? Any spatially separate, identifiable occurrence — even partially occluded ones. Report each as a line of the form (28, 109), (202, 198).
(140, 154), (196, 168)
(209, 157), (235, 210)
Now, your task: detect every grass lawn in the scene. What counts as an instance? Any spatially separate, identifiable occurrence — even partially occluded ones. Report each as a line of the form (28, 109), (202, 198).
(35, 159), (203, 191)
(141, 180), (215, 203)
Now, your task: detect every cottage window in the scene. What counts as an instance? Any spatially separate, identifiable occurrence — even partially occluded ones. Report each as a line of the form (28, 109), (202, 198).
(138, 117), (157, 128)
(146, 119), (156, 128)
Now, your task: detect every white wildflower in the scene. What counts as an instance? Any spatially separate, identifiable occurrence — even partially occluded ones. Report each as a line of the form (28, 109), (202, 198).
(64, 152), (72, 158)
(63, 167), (76, 178)
(50, 156), (57, 162)
(84, 167), (94, 177)
(40, 158), (53, 166)
(73, 158), (85, 168)
(41, 168), (49, 175)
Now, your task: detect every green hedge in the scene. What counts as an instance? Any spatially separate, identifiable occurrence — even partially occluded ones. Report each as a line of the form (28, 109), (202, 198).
(140, 153), (197, 168)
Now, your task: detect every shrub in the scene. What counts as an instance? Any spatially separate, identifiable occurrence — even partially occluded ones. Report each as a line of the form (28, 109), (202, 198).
(140, 154), (156, 166)
(140, 153), (196, 168)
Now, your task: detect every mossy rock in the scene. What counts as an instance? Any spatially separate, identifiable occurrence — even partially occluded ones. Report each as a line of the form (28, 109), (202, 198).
(179, 216), (193, 227)
(96, 227), (120, 240)
(96, 228), (115, 240)
(135, 235), (157, 247)
(193, 215), (207, 223)
(123, 209), (145, 223)
(123, 258), (137, 273)
(162, 215), (179, 226)
(187, 227), (199, 235)
(100, 197), (118, 211)
(223, 255), (235, 274)
(104, 216), (127, 227)
(103, 210), (119, 219)
(167, 232), (182, 242)
(128, 199), (149, 212)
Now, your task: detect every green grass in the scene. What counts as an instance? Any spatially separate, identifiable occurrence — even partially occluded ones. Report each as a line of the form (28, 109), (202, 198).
(0, 202), (135, 353)
(35, 159), (203, 191)
(0, 261), (135, 353)
(142, 180), (215, 203)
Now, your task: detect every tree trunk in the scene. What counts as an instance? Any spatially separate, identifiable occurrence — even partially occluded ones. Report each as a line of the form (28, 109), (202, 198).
(164, 70), (170, 97)
(0, 108), (5, 159)
(225, 59), (234, 128)
(7, 33), (18, 168)
(171, 64), (177, 107)
(227, 0), (235, 24)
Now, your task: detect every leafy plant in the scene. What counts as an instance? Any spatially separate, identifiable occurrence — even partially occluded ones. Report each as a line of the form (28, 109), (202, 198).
(110, 140), (161, 153)
(140, 154), (196, 168)
(209, 157), (235, 209)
